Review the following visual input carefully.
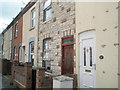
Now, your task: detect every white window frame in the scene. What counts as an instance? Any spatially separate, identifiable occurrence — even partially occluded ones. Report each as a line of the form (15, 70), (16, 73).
(31, 8), (36, 28)
(29, 41), (34, 65)
(43, 38), (52, 71)
(43, 0), (52, 21)
(10, 30), (12, 40)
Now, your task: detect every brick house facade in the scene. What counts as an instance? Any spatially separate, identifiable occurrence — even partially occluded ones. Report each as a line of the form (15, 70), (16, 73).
(37, 1), (76, 75)
(12, 17), (23, 61)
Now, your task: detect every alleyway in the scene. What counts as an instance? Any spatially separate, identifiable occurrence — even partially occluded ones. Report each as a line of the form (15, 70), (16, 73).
(0, 74), (16, 89)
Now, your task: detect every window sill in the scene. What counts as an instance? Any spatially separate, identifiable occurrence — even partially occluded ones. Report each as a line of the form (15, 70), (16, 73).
(29, 27), (35, 31)
(43, 59), (53, 61)
(14, 36), (18, 39)
(43, 18), (52, 24)
(45, 70), (52, 74)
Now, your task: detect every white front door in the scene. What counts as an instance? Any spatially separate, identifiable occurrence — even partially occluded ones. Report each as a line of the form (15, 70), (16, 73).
(80, 30), (96, 88)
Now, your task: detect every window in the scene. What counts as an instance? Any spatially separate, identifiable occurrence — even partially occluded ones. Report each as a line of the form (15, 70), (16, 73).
(84, 48), (86, 66)
(43, 0), (52, 21)
(13, 46), (17, 60)
(90, 47), (92, 66)
(31, 8), (35, 28)
(10, 30), (12, 40)
(29, 41), (34, 65)
(14, 22), (18, 38)
(10, 48), (11, 60)
(63, 37), (74, 44)
(18, 47), (22, 62)
(43, 38), (52, 71)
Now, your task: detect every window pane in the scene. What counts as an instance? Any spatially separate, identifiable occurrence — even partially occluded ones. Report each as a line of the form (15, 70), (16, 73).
(46, 7), (52, 20)
(29, 41), (34, 65)
(45, 61), (51, 70)
(32, 20), (34, 27)
(84, 48), (86, 66)
(30, 42), (34, 53)
(15, 23), (18, 37)
(14, 47), (16, 59)
(44, 0), (52, 9)
(33, 19), (35, 27)
(90, 47), (92, 66)
(43, 39), (52, 70)
(63, 37), (74, 44)
(10, 31), (12, 40)
(32, 9), (35, 18)
(31, 9), (35, 27)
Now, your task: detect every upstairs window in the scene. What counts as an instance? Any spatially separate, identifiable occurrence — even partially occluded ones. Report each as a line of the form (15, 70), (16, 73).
(31, 8), (35, 28)
(43, 0), (52, 21)
(10, 30), (12, 40)
(14, 22), (18, 38)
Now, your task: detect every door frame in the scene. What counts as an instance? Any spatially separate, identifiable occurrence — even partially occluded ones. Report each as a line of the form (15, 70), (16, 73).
(79, 30), (96, 88)
(61, 35), (75, 75)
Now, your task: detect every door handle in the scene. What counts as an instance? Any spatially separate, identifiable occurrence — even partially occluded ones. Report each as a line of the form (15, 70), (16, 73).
(92, 64), (96, 70)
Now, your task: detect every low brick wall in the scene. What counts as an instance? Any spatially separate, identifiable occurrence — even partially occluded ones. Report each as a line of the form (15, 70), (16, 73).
(12, 61), (32, 88)
(36, 67), (77, 89)
(36, 67), (53, 89)
(0, 58), (12, 75)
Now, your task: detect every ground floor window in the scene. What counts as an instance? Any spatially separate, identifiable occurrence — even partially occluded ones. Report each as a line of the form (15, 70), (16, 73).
(13, 46), (17, 60)
(18, 46), (22, 62)
(29, 41), (34, 65)
(42, 38), (52, 71)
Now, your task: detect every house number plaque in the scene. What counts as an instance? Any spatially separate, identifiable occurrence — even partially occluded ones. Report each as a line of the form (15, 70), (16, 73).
(99, 55), (104, 60)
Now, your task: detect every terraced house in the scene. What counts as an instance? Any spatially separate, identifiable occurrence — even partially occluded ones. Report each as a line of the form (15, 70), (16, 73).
(75, 2), (119, 88)
(0, 0), (120, 89)
(37, 0), (76, 75)
(2, 25), (12, 60)
(22, 1), (39, 67)
(11, 13), (23, 61)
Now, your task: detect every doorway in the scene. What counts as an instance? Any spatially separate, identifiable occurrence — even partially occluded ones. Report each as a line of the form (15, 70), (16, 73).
(80, 31), (96, 88)
(62, 36), (74, 75)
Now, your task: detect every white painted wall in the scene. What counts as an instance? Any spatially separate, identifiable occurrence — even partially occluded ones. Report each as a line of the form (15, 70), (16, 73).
(75, 2), (118, 88)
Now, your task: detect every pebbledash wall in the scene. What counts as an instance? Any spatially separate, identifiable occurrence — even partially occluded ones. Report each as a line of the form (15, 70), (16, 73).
(37, 1), (76, 75)
(75, 2), (119, 88)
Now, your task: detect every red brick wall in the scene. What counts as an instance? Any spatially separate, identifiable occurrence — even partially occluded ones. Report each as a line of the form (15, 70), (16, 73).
(12, 62), (32, 88)
(11, 17), (23, 61)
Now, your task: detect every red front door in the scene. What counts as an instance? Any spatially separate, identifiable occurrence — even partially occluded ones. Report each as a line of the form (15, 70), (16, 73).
(62, 45), (74, 75)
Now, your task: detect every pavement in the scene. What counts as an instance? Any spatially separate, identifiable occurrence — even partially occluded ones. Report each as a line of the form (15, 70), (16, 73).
(0, 73), (16, 89)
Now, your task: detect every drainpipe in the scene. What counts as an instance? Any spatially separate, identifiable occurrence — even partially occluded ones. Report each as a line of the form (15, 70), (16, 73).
(36, 0), (40, 67)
